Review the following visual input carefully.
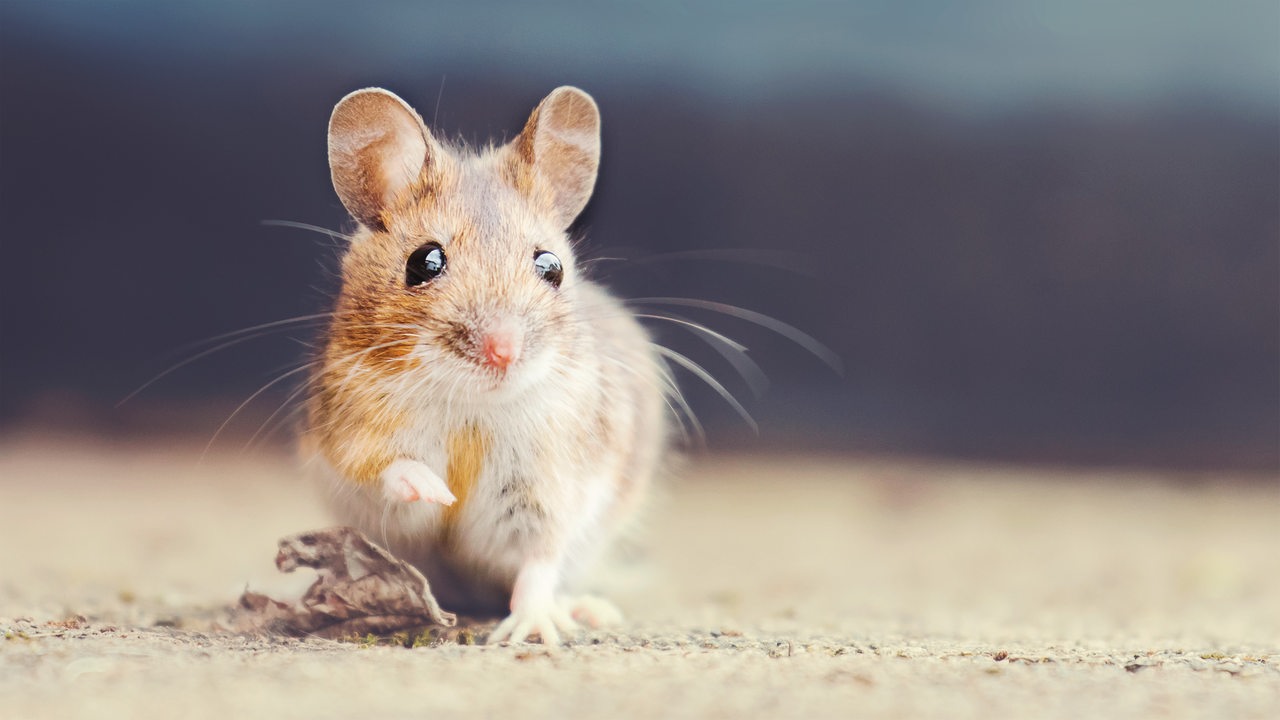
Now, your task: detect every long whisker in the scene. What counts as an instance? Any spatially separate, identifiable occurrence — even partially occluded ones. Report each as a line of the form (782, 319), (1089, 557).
(655, 367), (701, 444)
(245, 376), (314, 452)
(380, 494), (393, 553)
(651, 344), (757, 434)
(261, 219), (352, 246)
(432, 74), (447, 128)
(399, 353), (442, 408)
(117, 330), (293, 408)
(334, 337), (419, 399)
(633, 313), (770, 399)
(118, 311), (348, 407)
(599, 353), (699, 445)
(201, 361), (318, 461)
(571, 299), (707, 442)
(635, 314), (747, 352)
(169, 313), (335, 355)
(249, 401), (308, 451)
(577, 256), (629, 271)
(628, 297), (843, 376)
(613, 248), (817, 275)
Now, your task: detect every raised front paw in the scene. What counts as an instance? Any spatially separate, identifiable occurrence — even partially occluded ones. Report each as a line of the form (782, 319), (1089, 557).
(380, 458), (456, 506)
(487, 601), (578, 645)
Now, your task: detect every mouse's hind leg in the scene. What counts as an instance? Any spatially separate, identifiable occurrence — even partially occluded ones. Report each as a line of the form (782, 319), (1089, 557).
(562, 594), (623, 628)
(487, 558), (579, 644)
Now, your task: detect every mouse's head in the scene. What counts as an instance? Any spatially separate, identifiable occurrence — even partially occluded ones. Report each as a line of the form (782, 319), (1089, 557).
(321, 86), (601, 404)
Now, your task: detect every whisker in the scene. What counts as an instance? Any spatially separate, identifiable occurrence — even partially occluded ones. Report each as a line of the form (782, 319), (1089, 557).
(118, 310), (356, 407)
(600, 353), (698, 445)
(245, 376), (315, 452)
(261, 219), (352, 246)
(171, 313), (335, 354)
(578, 256), (628, 271)
(380, 494), (393, 552)
(201, 361), (318, 461)
(628, 297), (843, 376)
(432, 74), (447, 128)
(651, 344), (757, 435)
(570, 300), (711, 442)
(633, 313), (770, 399)
(250, 401), (308, 451)
(627, 248), (817, 275)
(117, 330), (297, 408)
(634, 314), (746, 352)
(399, 355), (440, 408)
(654, 367), (700, 444)
(333, 337), (419, 399)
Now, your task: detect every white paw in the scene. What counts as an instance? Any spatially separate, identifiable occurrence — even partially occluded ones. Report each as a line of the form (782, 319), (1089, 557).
(487, 600), (578, 645)
(380, 459), (455, 505)
(565, 595), (623, 628)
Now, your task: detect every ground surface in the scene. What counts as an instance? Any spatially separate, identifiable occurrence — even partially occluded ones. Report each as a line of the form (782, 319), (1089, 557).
(1, 435), (1277, 719)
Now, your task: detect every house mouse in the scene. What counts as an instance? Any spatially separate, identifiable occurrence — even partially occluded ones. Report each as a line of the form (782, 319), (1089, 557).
(300, 85), (669, 644)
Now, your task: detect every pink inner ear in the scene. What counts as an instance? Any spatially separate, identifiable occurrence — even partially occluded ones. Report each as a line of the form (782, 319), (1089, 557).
(367, 122), (429, 205)
(524, 88), (601, 227)
(328, 89), (430, 228)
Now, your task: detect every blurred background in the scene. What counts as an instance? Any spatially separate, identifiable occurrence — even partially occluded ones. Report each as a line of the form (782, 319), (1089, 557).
(1, 0), (1276, 472)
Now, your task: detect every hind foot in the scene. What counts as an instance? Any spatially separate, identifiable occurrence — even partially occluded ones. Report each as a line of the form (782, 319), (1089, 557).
(564, 595), (623, 628)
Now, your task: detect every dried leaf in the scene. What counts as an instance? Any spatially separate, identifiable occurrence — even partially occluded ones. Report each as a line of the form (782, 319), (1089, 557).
(232, 526), (457, 639)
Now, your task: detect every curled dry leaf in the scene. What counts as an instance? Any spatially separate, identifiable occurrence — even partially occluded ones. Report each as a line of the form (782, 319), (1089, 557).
(232, 526), (457, 639)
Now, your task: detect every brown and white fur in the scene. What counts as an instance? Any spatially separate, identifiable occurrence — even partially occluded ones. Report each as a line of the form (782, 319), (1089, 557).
(299, 86), (668, 644)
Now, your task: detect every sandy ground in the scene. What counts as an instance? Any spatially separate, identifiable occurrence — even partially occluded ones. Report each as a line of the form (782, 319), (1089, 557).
(1, 435), (1277, 719)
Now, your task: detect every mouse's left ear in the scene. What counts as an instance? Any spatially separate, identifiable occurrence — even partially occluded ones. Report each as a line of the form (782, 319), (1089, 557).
(511, 87), (601, 229)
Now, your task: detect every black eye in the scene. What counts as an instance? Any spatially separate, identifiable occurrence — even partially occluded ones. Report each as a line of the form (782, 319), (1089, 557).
(533, 250), (563, 288)
(406, 243), (446, 287)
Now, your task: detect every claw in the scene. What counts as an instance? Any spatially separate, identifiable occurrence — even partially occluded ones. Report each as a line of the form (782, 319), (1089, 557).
(488, 603), (577, 645)
(486, 559), (578, 645)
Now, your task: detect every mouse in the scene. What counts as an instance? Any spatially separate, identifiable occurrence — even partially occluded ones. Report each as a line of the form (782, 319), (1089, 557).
(299, 85), (669, 644)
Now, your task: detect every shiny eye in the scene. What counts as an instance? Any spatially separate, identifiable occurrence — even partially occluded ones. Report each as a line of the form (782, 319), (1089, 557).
(533, 250), (563, 288)
(406, 243), (446, 287)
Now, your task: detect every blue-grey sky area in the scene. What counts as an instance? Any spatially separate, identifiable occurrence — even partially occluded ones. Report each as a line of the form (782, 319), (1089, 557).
(8, 0), (1277, 107)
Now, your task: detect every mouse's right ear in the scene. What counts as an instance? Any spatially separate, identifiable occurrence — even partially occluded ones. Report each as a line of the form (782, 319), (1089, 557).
(328, 88), (433, 231)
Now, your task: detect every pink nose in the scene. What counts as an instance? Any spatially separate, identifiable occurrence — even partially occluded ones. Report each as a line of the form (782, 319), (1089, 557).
(482, 330), (521, 370)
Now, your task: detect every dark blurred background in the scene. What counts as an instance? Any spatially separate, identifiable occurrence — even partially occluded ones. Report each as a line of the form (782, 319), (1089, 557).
(2, 1), (1276, 471)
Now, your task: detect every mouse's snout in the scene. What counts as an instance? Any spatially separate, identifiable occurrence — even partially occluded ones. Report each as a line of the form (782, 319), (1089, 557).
(479, 317), (523, 372)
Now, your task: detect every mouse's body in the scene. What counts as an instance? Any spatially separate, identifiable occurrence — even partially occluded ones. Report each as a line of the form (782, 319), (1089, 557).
(300, 86), (668, 643)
